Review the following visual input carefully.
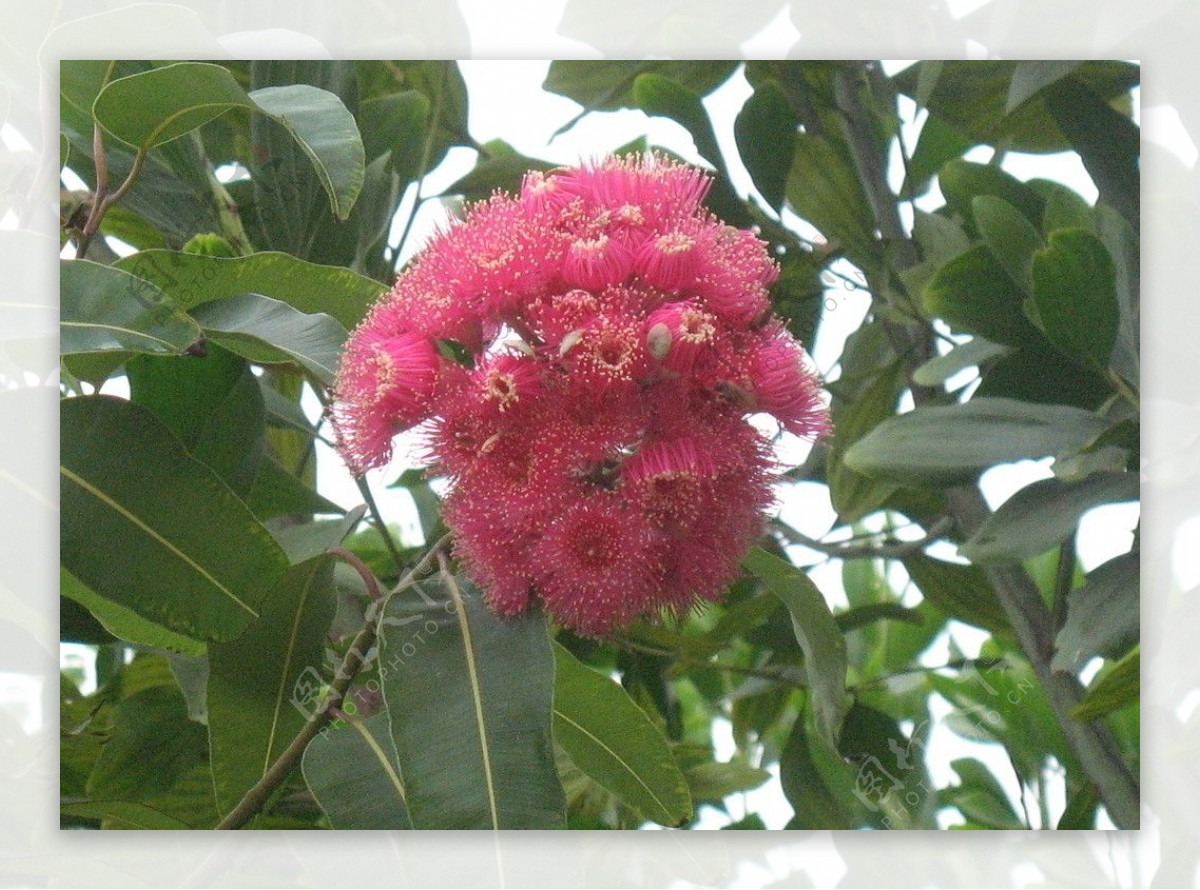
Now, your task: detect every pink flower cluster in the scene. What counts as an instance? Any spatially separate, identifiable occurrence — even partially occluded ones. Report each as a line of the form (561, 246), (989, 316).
(333, 155), (829, 636)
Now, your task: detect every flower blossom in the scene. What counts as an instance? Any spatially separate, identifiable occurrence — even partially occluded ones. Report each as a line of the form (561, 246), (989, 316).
(332, 154), (830, 636)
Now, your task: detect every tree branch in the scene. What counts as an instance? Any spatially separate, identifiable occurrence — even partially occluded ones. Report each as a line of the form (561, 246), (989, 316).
(214, 533), (452, 830)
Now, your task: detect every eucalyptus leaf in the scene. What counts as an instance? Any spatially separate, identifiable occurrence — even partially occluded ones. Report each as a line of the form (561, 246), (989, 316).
(302, 712), (412, 829)
(961, 472), (1137, 564)
(61, 259), (201, 357)
(379, 572), (565, 829)
(61, 396), (288, 642)
(844, 397), (1110, 484)
(207, 554), (339, 816)
(552, 642), (691, 826)
(743, 547), (848, 747)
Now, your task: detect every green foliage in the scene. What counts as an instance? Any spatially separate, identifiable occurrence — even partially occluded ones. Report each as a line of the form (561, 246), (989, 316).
(59, 59), (1139, 832)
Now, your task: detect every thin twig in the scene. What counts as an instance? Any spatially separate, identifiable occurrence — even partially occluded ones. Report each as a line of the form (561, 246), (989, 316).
(214, 533), (451, 830)
(772, 516), (954, 559)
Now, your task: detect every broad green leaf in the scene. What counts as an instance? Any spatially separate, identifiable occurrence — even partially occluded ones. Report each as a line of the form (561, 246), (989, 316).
(837, 701), (938, 829)
(60, 59), (117, 120)
(114, 250), (384, 330)
(894, 60), (1138, 153)
(445, 140), (556, 203)
(922, 245), (1042, 347)
(249, 84), (366, 220)
(61, 395), (288, 642)
(902, 555), (1012, 638)
(961, 472), (1138, 564)
(1045, 77), (1140, 227)
(975, 341), (1113, 411)
(544, 60), (737, 121)
(632, 73), (723, 168)
(945, 757), (1024, 829)
(734, 79), (798, 210)
(94, 62), (364, 219)
(127, 345), (265, 498)
(844, 397), (1111, 484)
(1053, 551), (1139, 672)
(552, 642), (691, 826)
(743, 547), (848, 746)
(973, 195), (1043, 294)
(61, 800), (192, 830)
(686, 761), (771, 802)
(787, 134), (879, 275)
(302, 712), (412, 829)
(780, 713), (851, 829)
(912, 338), (1008, 387)
(901, 114), (973, 198)
(722, 813), (767, 830)
(94, 62), (258, 149)
(60, 566), (205, 656)
(938, 160), (1045, 233)
(190, 293), (348, 385)
(86, 685), (208, 801)
(1006, 61), (1082, 111)
(248, 456), (346, 521)
(269, 510), (366, 566)
(827, 361), (905, 521)
(208, 554), (338, 816)
(380, 572), (565, 829)
(60, 259), (201, 356)
(1071, 647), (1139, 721)
(1030, 228), (1120, 370)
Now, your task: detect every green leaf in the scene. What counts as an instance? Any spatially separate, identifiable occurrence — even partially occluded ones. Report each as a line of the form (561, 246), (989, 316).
(827, 360), (905, 521)
(93, 63), (364, 219)
(722, 813), (767, 830)
(544, 60), (737, 122)
(248, 84), (366, 220)
(61, 395), (288, 642)
(1006, 61), (1082, 111)
(945, 757), (1024, 829)
(114, 250), (384, 331)
(1045, 77), (1139, 227)
(552, 642), (692, 826)
(835, 603), (924, 634)
(912, 338), (1008, 387)
(923, 244), (1043, 347)
(685, 761), (771, 802)
(61, 566), (205, 656)
(901, 114), (973, 198)
(787, 134), (879, 274)
(902, 555), (1012, 638)
(631, 73), (723, 169)
(207, 554), (338, 816)
(973, 195), (1043, 294)
(837, 701), (938, 829)
(127, 345), (265, 497)
(960, 472), (1138, 564)
(938, 160), (1045, 234)
(734, 79), (798, 210)
(248, 456), (346, 521)
(60, 259), (201, 356)
(844, 397), (1111, 484)
(86, 685), (208, 801)
(1053, 551), (1139, 672)
(780, 713), (850, 829)
(444, 140), (556, 203)
(302, 712), (412, 829)
(94, 62), (259, 150)
(190, 293), (348, 385)
(60, 59), (117, 120)
(61, 800), (192, 830)
(379, 572), (565, 829)
(742, 547), (848, 746)
(1071, 647), (1139, 721)
(1030, 228), (1120, 370)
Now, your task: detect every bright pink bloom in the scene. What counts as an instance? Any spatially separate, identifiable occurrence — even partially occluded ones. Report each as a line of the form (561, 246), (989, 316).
(332, 153), (830, 636)
(332, 327), (442, 474)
